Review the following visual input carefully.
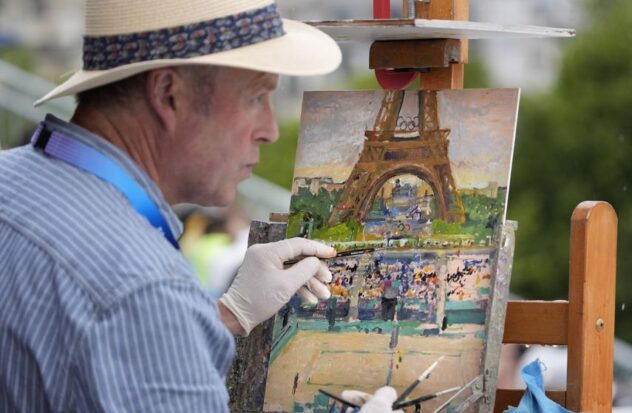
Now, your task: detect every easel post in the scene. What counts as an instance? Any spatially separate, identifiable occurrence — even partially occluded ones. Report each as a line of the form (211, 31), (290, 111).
(415, 0), (469, 89)
(567, 201), (617, 411)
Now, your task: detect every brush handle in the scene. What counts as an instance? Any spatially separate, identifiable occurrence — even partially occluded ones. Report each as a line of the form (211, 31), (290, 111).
(283, 248), (375, 267)
(393, 386), (460, 410)
(392, 356), (444, 406)
(393, 378), (420, 406)
(318, 389), (360, 409)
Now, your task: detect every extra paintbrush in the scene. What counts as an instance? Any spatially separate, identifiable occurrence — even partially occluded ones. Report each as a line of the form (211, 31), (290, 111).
(318, 388), (360, 409)
(393, 386), (461, 410)
(283, 247), (376, 267)
(391, 355), (445, 408)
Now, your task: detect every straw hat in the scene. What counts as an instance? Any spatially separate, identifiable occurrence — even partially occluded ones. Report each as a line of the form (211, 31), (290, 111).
(35, 0), (342, 106)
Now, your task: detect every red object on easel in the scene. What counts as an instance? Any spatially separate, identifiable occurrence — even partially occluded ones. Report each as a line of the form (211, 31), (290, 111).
(373, 0), (391, 18)
(373, 0), (418, 90)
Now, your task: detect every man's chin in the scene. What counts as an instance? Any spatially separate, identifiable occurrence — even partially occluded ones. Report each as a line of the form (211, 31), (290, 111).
(207, 187), (238, 208)
(182, 180), (241, 208)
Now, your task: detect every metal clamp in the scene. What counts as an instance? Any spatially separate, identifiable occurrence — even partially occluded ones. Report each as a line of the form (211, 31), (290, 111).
(432, 375), (484, 413)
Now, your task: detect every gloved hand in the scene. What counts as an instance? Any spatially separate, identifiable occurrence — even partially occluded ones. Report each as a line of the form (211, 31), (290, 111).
(341, 387), (403, 413)
(219, 238), (336, 335)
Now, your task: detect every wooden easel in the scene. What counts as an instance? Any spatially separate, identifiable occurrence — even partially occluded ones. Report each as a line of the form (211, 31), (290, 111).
(227, 2), (617, 412)
(496, 201), (617, 413)
(367, 1), (618, 412)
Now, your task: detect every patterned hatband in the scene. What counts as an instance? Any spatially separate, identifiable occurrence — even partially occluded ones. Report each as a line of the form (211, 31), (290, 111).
(82, 4), (285, 71)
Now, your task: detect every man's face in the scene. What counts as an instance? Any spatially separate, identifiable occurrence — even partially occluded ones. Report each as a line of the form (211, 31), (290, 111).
(171, 67), (279, 206)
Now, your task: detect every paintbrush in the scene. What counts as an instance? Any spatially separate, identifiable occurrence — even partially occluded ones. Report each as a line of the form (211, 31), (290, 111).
(283, 247), (376, 267)
(393, 386), (461, 410)
(318, 388), (361, 409)
(391, 355), (445, 408)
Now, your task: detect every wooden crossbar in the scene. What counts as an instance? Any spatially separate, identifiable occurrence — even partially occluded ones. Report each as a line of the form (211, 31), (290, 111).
(495, 389), (566, 412)
(503, 301), (568, 345)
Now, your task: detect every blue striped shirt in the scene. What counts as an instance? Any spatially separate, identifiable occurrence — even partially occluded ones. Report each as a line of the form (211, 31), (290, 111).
(0, 115), (235, 412)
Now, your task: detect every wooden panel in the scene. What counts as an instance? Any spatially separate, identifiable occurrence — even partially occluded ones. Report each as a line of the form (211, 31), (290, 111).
(503, 300), (569, 345)
(369, 39), (461, 69)
(566, 201), (617, 412)
(494, 389), (566, 412)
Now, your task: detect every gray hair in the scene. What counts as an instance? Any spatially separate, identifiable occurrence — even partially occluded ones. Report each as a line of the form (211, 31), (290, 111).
(75, 66), (219, 113)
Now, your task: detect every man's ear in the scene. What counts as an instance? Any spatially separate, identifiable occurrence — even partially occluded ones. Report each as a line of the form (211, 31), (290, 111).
(145, 68), (185, 135)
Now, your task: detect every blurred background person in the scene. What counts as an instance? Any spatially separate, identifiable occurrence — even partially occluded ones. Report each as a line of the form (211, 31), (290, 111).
(177, 204), (251, 298)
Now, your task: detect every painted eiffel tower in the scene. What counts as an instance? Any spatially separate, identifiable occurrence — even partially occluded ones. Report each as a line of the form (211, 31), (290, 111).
(328, 90), (465, 226)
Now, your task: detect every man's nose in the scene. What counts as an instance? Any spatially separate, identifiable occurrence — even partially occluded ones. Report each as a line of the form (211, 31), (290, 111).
(256, 102), (279, 144)
(263, 118), (279, 144)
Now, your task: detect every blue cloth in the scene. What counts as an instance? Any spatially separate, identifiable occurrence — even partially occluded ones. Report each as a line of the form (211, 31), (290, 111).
(0, 115), (235, 412)
(504, 359), (574, 413)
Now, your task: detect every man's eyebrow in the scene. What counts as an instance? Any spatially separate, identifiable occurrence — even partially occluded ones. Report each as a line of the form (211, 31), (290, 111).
(250, 73), (279, 91)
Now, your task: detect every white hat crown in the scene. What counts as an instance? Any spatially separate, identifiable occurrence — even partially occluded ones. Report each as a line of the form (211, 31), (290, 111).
(35, 0), (342, 106)
(82, 0), (284, 71)
(85, 0), (275, 36)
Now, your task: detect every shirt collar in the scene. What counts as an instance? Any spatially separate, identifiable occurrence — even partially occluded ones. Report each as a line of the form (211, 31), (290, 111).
(43, 114), (184, 240)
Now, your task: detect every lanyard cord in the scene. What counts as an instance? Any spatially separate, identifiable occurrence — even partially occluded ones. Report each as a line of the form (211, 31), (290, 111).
(30, 123), (180, 250)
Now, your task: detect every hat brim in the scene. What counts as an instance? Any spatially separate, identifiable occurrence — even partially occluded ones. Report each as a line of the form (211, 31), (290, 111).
(35, 19), (341, 106)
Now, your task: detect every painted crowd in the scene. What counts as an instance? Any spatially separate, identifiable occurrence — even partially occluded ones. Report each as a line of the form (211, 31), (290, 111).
(310, 251), (493, 325)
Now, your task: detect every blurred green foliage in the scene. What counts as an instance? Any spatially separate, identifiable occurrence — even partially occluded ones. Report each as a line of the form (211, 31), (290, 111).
(507, 0), (632, 342)
(255, 2), (632, 342)
(0, 47), (35, 71)
(253, 119), (300, 188)
(0, 48), (37, 149)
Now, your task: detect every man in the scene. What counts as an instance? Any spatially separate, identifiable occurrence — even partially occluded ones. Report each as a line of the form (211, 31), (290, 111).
(381, 274), (399, 321)
(0, 0), (400, 411)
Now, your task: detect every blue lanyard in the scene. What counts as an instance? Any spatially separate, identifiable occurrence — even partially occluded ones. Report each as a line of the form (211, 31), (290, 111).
(30, 123), (180, 250)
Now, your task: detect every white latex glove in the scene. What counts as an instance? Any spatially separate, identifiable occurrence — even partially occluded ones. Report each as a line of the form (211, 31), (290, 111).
(341, 387), (403, 413)
(219, 238), (336, 335)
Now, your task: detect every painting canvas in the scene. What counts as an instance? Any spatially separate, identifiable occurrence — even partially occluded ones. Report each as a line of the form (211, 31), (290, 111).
(264, 89), (519, 412)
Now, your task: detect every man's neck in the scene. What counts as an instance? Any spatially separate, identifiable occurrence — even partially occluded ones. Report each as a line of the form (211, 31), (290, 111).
(71, 106), (164, 194)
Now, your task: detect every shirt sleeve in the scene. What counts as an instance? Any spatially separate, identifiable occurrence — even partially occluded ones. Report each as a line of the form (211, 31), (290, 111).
(71, 279), (234, 413)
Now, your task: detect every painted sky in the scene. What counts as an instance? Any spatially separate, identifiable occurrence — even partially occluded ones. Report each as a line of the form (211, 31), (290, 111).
(294, 89), (519, 189)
